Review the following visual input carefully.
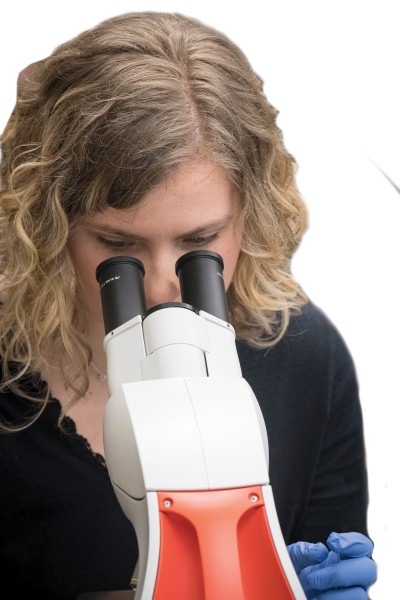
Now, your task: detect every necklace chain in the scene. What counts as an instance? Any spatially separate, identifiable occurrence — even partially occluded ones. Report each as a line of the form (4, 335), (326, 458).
(91, 362), (107, 381)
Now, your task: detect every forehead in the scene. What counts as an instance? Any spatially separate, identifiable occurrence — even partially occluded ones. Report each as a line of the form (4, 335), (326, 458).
(90, 161), (240, 234)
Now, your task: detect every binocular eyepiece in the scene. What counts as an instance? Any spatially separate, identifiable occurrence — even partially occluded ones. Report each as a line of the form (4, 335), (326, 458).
(95, 250), (229, 335)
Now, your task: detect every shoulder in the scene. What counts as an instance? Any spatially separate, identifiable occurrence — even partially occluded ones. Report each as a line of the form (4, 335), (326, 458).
(239, 299), (354, 370)
(283, 300), (355, 370)
(0, 362), (49, 427)
(237, 299), (358, 410)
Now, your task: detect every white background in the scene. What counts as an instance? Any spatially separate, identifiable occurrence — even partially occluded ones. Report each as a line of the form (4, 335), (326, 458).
(1, 1), (398, 597)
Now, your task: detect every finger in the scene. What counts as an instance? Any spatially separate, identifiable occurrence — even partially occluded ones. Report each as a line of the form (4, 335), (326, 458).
(287, 541), (329, 573)
(307, 556), (377, 591)
(327, 532), (374, 558)
(299, 552), (340, 597)
(314, 586), (368, 600)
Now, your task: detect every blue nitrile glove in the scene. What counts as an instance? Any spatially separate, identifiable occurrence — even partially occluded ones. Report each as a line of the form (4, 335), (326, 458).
(287, 532), (377, 599)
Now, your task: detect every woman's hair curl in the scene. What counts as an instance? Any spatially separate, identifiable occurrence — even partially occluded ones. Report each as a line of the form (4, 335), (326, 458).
(0, 12), (308, 421)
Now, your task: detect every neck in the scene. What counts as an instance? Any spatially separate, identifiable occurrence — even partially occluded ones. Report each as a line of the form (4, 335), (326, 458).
(91, 362), (107, 381)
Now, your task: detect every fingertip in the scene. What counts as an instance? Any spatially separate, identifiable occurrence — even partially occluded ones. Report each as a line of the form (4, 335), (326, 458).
(307, 556), (377, 591)
(326, 532), (373, 557)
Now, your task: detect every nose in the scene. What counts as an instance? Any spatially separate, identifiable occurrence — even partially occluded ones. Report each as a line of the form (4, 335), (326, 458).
(143, 253), (181, 309)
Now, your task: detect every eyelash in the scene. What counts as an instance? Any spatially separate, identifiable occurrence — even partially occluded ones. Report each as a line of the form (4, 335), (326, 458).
(97, 233), (219, 250)
(184, 233), (219, 247)
(97, 237), (133, 250)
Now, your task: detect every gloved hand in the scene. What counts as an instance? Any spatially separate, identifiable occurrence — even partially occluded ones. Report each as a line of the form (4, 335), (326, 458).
(287, 531), (377, 599)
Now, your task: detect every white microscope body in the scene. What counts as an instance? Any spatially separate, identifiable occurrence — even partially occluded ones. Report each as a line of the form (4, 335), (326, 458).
(96, 251), (305, 600)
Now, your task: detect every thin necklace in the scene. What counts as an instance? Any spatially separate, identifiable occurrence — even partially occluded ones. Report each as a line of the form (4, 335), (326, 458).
(91, 362), (107, 381)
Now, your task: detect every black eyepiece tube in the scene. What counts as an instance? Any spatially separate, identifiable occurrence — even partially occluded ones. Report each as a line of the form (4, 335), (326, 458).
(175, 250), (229, 322)
(96, 256), (146, 335)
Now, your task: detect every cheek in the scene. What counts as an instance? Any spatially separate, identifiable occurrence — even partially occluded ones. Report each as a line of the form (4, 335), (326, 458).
(68, 231), (106, 281)
(218, 236), (242, 290)
(67, 241), (102, 309)
(223, 255), (239, 290)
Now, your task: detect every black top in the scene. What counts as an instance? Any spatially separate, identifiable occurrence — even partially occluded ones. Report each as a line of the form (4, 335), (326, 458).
(0, 301), (368, 599)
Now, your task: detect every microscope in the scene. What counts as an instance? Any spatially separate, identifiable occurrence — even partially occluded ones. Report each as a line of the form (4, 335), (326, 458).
(96, 250), (305, 600)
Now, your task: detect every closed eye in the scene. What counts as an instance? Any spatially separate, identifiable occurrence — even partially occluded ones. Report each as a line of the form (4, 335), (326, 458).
(183, 233), (219, 247)
(96, 237), (136, 250)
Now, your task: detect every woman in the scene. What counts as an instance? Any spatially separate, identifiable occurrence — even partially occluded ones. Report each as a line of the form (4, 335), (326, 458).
(0, 12), (376, 599)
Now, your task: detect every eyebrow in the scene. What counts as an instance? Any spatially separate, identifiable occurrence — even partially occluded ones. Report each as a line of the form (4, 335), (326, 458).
(90, 215), (234, 242)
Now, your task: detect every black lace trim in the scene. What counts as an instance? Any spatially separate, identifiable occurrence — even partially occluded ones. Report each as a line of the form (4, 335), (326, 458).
(54, 396), (107, 468)
(3, 363), (107, 469)
(49, 395), (107, 469)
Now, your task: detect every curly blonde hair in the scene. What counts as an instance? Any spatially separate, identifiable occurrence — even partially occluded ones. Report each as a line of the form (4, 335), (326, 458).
(0, 12), (308, 413)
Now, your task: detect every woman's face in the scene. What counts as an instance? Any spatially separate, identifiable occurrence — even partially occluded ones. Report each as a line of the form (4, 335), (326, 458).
(68, 160), (243, 344)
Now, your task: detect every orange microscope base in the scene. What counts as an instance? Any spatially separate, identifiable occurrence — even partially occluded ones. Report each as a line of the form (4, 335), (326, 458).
(153, 486), (295, 600)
